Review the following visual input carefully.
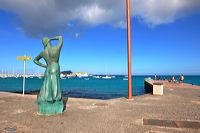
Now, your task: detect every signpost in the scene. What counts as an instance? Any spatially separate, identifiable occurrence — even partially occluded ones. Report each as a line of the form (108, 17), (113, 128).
(17, 55), (32, 96)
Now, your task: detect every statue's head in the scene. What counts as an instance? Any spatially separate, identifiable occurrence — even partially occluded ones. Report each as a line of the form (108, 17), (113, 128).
(42, 37), (49, 47)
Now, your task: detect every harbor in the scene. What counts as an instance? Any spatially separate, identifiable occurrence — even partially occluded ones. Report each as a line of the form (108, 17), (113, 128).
(1, 0), (200, 132)
(1, 75), (200, 99)
(0, 80), (200, 132)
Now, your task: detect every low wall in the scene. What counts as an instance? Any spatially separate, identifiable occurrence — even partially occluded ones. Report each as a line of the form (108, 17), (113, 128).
(144, 80), (153, 93)
(144, 80), (164, 95)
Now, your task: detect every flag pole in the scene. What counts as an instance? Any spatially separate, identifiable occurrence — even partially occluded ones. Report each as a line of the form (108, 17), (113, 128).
(126, 0), (133, 100)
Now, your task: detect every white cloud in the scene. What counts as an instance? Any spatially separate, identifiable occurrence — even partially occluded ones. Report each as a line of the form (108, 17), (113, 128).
(0, 0), (200, 37)
(132, 0), (200, 26)
(77, 4), (108, 25)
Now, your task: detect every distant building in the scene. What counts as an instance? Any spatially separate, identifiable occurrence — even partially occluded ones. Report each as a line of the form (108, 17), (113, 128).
(75, 72), (89, 78)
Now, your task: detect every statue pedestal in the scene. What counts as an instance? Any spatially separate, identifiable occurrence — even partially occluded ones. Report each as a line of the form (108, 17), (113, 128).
(37, 100), (64, 115)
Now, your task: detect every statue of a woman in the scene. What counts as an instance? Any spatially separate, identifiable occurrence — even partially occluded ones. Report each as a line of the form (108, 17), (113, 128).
(34, 36), (64, 115)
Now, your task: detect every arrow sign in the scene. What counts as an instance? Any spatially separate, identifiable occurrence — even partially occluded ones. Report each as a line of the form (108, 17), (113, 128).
(17, 56), (32, 61)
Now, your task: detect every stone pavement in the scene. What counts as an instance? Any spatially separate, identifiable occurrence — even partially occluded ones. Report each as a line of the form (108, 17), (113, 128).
(0, 82), (200, 133)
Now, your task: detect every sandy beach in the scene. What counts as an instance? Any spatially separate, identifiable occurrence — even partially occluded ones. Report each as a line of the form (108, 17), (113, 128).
(0, 81), (200, 133)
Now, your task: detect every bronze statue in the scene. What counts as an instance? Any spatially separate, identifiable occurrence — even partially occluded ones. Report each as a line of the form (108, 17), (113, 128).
(34, 36), (64, 115)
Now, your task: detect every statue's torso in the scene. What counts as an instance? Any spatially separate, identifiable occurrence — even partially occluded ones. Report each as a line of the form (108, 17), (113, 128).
(43, 45), (61, 66)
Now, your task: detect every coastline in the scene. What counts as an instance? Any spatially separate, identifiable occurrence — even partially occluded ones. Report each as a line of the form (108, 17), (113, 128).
(0, 81), (200, 132)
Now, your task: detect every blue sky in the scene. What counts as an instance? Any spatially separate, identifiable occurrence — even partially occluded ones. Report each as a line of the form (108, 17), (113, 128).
(0, 0), (200, 75)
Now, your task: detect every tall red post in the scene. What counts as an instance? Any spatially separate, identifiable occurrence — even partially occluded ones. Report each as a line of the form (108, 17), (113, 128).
(126, 0), (133, 100)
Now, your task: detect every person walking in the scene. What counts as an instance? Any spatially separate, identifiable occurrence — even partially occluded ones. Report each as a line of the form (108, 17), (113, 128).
(180, 74), (184, 84)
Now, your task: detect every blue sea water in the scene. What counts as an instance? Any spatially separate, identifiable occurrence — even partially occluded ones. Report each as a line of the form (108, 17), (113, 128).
(0, 75), (199, 99)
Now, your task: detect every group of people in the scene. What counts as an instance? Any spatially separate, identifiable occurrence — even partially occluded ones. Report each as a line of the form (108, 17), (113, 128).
(154, 74), (184, 84)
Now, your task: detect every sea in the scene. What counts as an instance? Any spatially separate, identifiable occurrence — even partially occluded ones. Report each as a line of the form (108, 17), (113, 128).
(0, 75), (200, 99)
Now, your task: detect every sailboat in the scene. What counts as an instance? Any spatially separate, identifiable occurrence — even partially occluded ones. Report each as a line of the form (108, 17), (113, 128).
(1, 69), (7, 78)
(123, 75), (128, 80)
(102, 75), (112, 79)
(93, 75), (101, 79)
(102, 65), (112, 79)
(123, 78), (128, 80)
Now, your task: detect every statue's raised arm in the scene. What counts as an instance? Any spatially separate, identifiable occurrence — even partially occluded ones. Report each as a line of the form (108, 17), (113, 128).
(49, 36), (63, 50)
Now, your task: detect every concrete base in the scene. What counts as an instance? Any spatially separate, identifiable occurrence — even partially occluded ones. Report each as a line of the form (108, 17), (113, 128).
(153, 83), (163, 95)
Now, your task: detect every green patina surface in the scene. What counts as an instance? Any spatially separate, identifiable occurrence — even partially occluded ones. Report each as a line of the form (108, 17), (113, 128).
(34, 36), (64, 115)
(37, 100), (64, 115)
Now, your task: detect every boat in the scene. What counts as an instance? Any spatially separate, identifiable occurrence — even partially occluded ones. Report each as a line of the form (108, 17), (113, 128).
(1, 69), (7, 78)
(2, 75), (7, 78)
(93, 75), (101, 79)
(123, 78), (128, 80)
(37, 75), (43, 79)
(102, 75), (112, 79)
(76, 72), (89, 78)
(15, 74), (20, 78)
(102, 66), (112, 79)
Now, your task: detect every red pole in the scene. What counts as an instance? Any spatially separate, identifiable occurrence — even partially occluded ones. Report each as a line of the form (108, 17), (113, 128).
(126, 0), (132, 100)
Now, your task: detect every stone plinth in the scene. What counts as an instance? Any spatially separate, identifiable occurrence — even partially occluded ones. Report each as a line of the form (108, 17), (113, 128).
(153, 82), (163, 95)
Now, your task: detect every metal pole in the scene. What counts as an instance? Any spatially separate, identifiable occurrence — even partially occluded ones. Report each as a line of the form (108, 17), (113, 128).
(23, 60), (26, 96)
(126, 0), (132, 100)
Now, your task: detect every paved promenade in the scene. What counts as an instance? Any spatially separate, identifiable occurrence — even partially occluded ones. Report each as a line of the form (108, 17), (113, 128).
(0, 81), (200, 133)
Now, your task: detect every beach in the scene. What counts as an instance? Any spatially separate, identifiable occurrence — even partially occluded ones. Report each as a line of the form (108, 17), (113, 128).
(0, 81), (200, 133)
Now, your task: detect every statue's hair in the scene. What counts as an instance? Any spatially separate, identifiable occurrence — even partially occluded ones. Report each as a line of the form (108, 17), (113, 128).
(42, 37), (49, 47)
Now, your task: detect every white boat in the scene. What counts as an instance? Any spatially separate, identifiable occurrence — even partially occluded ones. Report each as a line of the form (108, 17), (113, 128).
(102, 75), (112, 79)
(93, 75), (101, 79)
(15, 74), (20, 78)
(102, 65), (112, 79)
(29, 75), (34, 78)
(76, 72), (89, 78)
(84, 78), (90, 80)
(123, 78), (128, 80)
(1, 69), (7, 78)
(60, 73), (66, 79)
(37, 76), (43, 79)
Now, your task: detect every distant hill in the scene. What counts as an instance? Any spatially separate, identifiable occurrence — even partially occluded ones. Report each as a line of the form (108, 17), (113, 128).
(61, 70), (73, 75)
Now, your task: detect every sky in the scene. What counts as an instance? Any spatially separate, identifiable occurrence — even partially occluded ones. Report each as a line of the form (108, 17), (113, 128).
(0, 0), (200, 75)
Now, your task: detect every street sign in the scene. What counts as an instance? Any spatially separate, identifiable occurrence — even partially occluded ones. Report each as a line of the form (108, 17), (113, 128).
(17, 56), (32, 61)
(17, 55), (32, 96)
